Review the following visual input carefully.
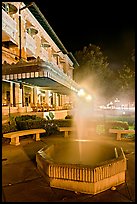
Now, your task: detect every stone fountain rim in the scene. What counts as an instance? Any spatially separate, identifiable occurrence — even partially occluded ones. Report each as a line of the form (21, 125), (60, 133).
(37, 140), (125, 168)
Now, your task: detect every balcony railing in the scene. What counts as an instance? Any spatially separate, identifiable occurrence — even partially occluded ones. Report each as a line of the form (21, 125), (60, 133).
(51, 56), (57, 66)
(25, 32), (36, 56)
(40, 47), (49, 61)
(2, 58), (80, 93)
(2, 9), (17, 41)
(45, 61), (79, 91)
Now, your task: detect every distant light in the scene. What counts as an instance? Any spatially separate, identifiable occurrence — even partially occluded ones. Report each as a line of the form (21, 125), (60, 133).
(86, 94), (92, 101)
(109, 101), (113, 105)
(114, 98), (120, 103)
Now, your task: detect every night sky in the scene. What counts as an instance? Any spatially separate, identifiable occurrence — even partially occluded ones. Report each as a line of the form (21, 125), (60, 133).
(34, 0), (135, 68)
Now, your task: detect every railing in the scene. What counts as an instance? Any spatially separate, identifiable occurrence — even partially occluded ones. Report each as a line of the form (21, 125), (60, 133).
(40, 47), (49, 61)
(25, 32), (36, 55)
(2, 57), (79, 93)
(51, 56), (57, 65)
(45, 61), (79, 91)
(2, 9), (17, 41)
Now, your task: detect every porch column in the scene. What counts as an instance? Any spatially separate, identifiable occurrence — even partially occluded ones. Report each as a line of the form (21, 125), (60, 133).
(31, 87), (34, 104)
(56, 94), (59, 106)
(33, 87), (38, 105)
(45, 90), (49, 104)
(53, 93), (56, 106)
(19, 84), (22, 108)
(60, 95), (62, 106)
(10, 82), (13, 106)
(15, 83), (20, 107)
(62, 95), (66, 105)
(19, 83), (24, 107)
(22, 84), (25, 107)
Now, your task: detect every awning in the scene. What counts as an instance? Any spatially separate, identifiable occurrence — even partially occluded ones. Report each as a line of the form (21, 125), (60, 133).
(19, 77), (74, 95)
(2, 58), (79, 95)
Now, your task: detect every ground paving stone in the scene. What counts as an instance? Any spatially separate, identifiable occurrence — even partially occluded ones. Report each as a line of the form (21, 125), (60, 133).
(2, 134), (135, 202)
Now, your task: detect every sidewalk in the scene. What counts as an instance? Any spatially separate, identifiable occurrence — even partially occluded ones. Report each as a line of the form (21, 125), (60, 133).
(2, 135), (135, 202)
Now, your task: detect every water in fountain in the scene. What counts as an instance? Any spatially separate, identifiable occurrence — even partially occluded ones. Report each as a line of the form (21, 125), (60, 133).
(73, 89), (94, 160)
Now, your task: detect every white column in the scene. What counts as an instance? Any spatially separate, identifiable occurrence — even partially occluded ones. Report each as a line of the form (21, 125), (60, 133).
(10, 82), (13, 106)
(19, 87), (22, 107)
(45, 90), (49, 104)
(53, 93), (56, 106)
(15, 83), (20, 107)
(33, 87), (38, 105)
(31, 87), (34, 104)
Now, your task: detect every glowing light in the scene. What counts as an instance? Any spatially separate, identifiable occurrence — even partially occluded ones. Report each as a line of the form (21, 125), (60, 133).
(114, 98), (120, 103)
(86, 94), (92, 101)
(109, 101), (113, 105)
(77, 88), (85, 97)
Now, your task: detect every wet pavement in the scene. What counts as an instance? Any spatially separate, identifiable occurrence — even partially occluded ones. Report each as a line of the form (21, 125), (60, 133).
(2, 134), (135, 202)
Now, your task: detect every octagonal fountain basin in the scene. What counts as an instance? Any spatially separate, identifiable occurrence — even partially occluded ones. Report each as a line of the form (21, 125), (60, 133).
(36, 140), (126, 195)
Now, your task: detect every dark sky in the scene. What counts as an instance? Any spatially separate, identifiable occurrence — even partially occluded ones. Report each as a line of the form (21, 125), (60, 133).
(34, 0), (135, 68)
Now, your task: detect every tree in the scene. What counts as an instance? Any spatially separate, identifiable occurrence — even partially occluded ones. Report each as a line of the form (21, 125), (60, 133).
(74, 44), (135, 103)
(74, 44), (112, 100)
(117, 49), (135, 101)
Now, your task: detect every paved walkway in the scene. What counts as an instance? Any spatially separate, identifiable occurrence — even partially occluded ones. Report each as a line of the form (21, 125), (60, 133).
(2, 135), (135, 202)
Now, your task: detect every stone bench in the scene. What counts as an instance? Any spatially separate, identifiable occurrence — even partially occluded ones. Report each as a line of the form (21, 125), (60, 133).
(58, 127), (96, 138)
(109, 129), (135, 140)
(58, 127), (75, 138)
(3, 129), (46, 146)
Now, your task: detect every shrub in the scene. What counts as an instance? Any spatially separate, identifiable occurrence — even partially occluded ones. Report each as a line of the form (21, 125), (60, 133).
(104, 120), (129, 135)
(15, 115), (37, 122)
(16, 118), (46, 130)
(65, 115), (73, 119)
(2, 123), (17, 134)
(14, 115), (73, 136)
(44, 122), (59, 136)
(44, 119), (73, 135)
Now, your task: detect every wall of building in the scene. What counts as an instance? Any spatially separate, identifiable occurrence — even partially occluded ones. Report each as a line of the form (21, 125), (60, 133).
(2, 2), (76, 114)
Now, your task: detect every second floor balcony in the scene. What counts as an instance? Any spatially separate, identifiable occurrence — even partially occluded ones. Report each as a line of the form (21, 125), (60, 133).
(25, 32), (36, 57)
(40, 47), (49, 62)
(2, 9), (17, 45)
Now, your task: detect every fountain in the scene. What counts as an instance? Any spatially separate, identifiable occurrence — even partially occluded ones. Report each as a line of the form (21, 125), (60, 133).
(36, 89), (127, 195)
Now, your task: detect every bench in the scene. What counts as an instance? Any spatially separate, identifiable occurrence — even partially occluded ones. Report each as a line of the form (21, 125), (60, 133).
(109, 129), (135, 140)
(58, 127), (96, 138)
(58, 127), (76, 138)
(3, 129), (46, 146)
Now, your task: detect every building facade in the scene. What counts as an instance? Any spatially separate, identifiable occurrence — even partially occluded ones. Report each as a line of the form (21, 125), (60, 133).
(2, 2), (80, 115)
